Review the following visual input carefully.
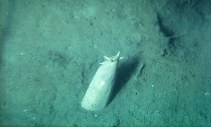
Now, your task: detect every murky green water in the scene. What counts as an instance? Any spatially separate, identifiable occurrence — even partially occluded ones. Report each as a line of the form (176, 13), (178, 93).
(0, 0), (211, 126)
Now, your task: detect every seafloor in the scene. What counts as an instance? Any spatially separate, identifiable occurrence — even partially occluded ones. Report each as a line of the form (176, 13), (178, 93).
(0, 0), (211, 126)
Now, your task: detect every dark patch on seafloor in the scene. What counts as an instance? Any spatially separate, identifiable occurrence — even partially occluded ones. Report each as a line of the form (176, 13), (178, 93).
(156, 13), (179, 56)
(0, 1), (17, 111)
(108, 53), (141, 105)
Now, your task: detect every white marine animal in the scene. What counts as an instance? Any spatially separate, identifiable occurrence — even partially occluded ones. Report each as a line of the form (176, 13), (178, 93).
(81, 51), (123, 111)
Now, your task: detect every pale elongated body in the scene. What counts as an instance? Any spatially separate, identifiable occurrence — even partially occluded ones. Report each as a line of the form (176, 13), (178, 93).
(81, 51), (123, 111)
